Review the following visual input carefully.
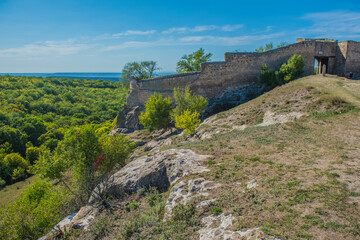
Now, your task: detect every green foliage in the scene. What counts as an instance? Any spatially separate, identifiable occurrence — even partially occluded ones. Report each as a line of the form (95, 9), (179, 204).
(279, 54), (304, 81)
(32, 124), (135, 202)
(16, 116), (46, 146)
(25, 147), (40, 168)
(260, 54), (304, 87)
(0, 75), (128, 186)
(0, 126), (27, 156)
(121, 61), (160, 80)
(171, 86), (207, 135)
(0, 179), (73, 240)
(139, 93), (173, 131)
(176, 48), (212, 73)
(255, 42), (274, 52)
(277, 42), (288, 48)
(100, 134), (136, 172)
(175, 110), (200, 135)
(1, 153), (29, 182)
(171, 86), (208, 121)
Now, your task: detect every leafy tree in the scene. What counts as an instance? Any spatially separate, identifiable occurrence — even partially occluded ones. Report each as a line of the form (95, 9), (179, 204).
(0, 126), (27, 156)
(121, 61), (160, 80)
(1, 153), (29, 182)
(139, 93), (173, 131)
(26, 146), (41, 165)
(171, 86), (208, 121)
(277, 42), (288, 48)
(0, 111), (10, 126)
(17, 116), (47, 146)
(260, 54), (304, 87)
(176, 48), (212, 73)
(255, 42), (274, 52)
(100, 134), (136, 172)
(174, 110), (201, 135)
(32, 124), (135, 204)
(279, 54), (304, 81)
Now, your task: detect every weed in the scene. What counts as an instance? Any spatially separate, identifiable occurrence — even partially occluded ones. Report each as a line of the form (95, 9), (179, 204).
(211, 206), (222, 215)
(321, 221), (347, 232)
(125, 202), (139, 212)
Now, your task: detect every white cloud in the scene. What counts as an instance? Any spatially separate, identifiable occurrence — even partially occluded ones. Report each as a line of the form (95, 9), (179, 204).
(221, 24), (244, 31)
(112, 30), (156, 38)
(300, 11), (360, 37)
(162, 25), (218, 34)
(179, 32), (285, 46)
(162, 24), (245, 34)
(192, 25), (218, 32)
(0, 40), (91, 57)
(103, 40), (167, 51)
(162, 27), (188, 34)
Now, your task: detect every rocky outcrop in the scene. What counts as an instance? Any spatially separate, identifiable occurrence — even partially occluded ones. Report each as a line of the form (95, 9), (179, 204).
(110, 105), (142, 134)
(199, 214), (281, 240)
(164, 178), (221, 219)
(90, 149), (211, 202)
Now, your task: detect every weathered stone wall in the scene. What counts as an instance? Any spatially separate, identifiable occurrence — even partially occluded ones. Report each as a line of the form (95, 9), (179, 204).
(119, 38), (360, 131)
(334, 41), (347, 75)
(127, 40), (322, 108)
(344, 41), (360, 79)
(126, 72), (200, 106)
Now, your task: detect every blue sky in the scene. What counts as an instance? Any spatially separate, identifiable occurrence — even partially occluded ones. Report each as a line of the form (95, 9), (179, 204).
(0, 0), (360, 72)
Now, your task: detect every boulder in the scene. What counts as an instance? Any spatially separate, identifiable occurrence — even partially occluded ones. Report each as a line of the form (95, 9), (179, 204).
(111, 105), (143, 134)
(89, 148), (211, 202)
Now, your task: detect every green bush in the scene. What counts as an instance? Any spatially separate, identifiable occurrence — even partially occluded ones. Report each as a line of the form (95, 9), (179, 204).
(139, 93), (173, 131)
(174, 110), (201, 135)
(261, 54), (304, 87)
(171, 86), (208, 122)
(32, 124), (135, 203)
(280, 54), (304, 81)
(1, 153), (29, 182)
(0, 179), (73, 240)
(26, 146), (41, 165)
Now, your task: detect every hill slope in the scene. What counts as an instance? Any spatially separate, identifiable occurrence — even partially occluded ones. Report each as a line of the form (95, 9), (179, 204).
(53, 75), (360, 240)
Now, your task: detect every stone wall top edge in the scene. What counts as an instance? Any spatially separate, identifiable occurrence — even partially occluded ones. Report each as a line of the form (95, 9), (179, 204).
(225, 41), (315, 57)
(137, 72), (200, 82)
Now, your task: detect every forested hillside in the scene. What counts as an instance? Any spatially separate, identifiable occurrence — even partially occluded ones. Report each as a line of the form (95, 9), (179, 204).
(0, 75), (128, 187)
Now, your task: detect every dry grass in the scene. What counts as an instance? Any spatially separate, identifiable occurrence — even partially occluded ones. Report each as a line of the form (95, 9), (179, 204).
(163, 75), (360, 239)
(0, 175), (38, 205)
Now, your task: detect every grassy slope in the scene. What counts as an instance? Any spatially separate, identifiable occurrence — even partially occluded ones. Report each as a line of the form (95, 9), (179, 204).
(168, 75), (360, 239)
(72, 75), (360, 240)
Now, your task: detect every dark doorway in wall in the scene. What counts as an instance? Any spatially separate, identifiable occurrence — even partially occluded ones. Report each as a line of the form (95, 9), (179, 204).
(315, 57), (329, 74)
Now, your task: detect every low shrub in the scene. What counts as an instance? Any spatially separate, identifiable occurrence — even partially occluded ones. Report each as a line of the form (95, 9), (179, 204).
(139, 93), (173, 131)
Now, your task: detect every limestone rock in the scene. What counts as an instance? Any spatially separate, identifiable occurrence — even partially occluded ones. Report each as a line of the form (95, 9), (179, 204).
(111, 105), (143, 134)
(57, 149), (211, 234)
(164, 178), (220, 219)
(246, 179), (257, 189)
(90, 149), (211, 202)
(199, 214), (281, 240)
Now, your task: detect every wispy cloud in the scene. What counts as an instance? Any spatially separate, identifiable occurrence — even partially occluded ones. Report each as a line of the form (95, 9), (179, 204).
(179, 32), (285, 46)
(0, 40), (91, 57)
(112, 30), (156, 38)
(221, 24), (244, 31)
(102, 32), (286, 51)
(162, 24), (243, 34)
(299, 11), (360, 38)
(102, 40), (168, 51)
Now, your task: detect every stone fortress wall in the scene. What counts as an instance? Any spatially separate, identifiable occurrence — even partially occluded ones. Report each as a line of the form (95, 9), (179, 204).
(126, 38), (360, 108)
(115, 38), (360, 132)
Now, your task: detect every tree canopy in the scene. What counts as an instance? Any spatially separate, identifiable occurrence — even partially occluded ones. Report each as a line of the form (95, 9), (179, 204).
(121, 61), (160, 80)
(176, 48), (212, 73)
